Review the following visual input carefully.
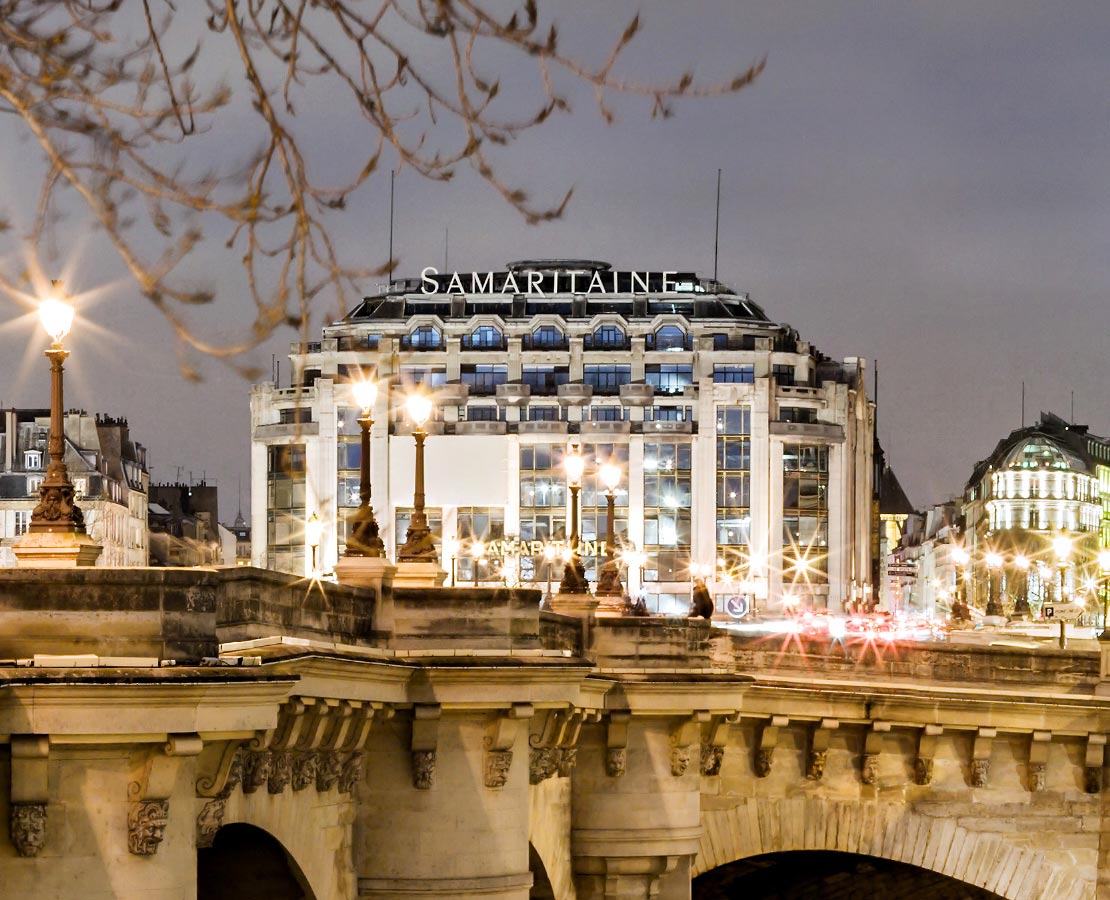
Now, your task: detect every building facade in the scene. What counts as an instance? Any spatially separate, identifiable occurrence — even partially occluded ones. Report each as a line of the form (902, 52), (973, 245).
(250, 260), (874, 614)
(960, 412), (1110, 616)
(0, 409), (149, 566)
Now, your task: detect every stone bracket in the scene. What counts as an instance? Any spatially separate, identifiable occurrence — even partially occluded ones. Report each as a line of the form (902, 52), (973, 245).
(700, 712), (740, 776)
(755, 715), (788, 777)
(483, 704), (533, 789)
(670, 712), (709, 777)
(971, 727), (996, 788)
(10, 735), (50, 858)
(861, 721), (890, 785)
(605, 711), (631, 777)
(196, 740), (246, 798)
(1028, 731), (1052, 792)
(915, 724), (943, 785)
(1085, 733), (1106, 793)
(807, 719), (838, 781)
(411, 704), (441, 790)
(528, 706), (584, 784)
(129, 733), (203, 801)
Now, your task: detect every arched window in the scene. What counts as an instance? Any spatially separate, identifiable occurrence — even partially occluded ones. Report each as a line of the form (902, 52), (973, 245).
(589, 324), (627, 350)
(466, 325), (504, 350)
(653, 325), (687, 351)
(407, 325), (442, 350)
(529, 325), (566, 349)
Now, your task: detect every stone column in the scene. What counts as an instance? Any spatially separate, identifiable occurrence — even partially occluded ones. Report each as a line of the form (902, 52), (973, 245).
(356, 711), (533, 900)
(571, 717), (701, 900)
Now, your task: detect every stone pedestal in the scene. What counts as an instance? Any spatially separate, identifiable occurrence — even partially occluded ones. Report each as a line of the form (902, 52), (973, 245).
(13, 531), (102, 568)
(393, 561), (448, 589)
(334, 555), (397, 633)
(549, 592), (600, 617)
(595, 596), (627, 618)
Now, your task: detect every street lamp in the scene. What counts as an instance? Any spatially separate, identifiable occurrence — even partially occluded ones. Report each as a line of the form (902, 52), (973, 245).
(1053, 532), (1072, 605)
(398, 392), (438, 562)
(1099, 550), (1110, 640)
(558, 443), (588, 594)
(345, 378), (385, 557)
(985, 551), (1004, 617)
(306, 512), (322, 573)
(542, 543), (557, 600)
(443, 537), (459, 586)
(470, 540), (486, 586)
(1013, 554), (1031, 618)
(27, 282), (91, 539)
(950, 546), (971, 622)
(595, 462), (623, 597)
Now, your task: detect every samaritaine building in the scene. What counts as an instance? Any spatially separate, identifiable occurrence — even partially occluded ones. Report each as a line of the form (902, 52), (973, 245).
(250, 260), (874, 615)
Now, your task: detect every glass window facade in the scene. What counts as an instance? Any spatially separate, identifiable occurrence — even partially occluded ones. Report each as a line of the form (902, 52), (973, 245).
(713, 364), (755, 383)
(580, 443), (630, 582)
(267, 444), (306, 573)
(782, 443), (829, 583)
(456, 507), (505, 582)
(716, 406), (752, 568)
(461, 364), (509, 395)
(642, 441), (691, 583)
(518, 443), (569, 582)
(583, 365), (631, 395)
(644, 364), (693, 395)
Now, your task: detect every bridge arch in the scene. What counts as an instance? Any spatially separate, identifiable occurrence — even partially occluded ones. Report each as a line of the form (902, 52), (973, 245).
(197, 823), (316, 900)
(694, 798), (1091, 900)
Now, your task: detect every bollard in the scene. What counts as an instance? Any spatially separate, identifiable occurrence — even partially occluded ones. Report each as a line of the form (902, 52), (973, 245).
(1059, 619), (1067, 650)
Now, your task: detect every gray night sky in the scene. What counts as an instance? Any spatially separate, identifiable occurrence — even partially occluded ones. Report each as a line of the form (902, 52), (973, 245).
(2, 1), (1109, 520)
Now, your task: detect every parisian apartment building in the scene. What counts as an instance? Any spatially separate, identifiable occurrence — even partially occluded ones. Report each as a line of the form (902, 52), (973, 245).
(0, 409), (149, 566)
(249, 259), (875, 615)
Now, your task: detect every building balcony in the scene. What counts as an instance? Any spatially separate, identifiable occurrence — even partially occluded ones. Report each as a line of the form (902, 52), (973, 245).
(435, 382), (470, 406)
(455, 420), (508, 436)
(769, 421), (845, 442)
(254, 422), (320, 440)
(643, 420), (693, 434)
(557, 384), (593, 406)
(619, 383), (654, 406)
(581, 420), (632, 436)
(496, 383), (532, 405)
(777, 385), (821, 398)
(392, 421), (447, 436)
(518, 421), (569, 436)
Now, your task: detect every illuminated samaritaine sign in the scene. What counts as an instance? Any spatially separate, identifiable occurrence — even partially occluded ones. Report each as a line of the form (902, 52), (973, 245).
(481, 539), (608, 557)
(420, 267), (691, 296)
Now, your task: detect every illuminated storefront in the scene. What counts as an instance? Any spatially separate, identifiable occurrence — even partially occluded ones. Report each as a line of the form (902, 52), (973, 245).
(250, 259), (874, 614)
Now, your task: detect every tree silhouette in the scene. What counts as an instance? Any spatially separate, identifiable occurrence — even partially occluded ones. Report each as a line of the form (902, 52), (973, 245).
(0, 1), (763, 371)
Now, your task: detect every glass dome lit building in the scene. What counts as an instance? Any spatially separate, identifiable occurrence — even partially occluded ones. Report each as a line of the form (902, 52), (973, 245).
(250, 260), (875, 616)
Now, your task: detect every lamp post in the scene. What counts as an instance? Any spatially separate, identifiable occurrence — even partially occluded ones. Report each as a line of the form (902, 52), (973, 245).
(1053, 532), (1072, 606)
(543, 544), (557, 600)
(306, 512), (322, 573)
(1012, 555), (1031, 618)
(444, 537), (459, 587)
(1098, 550), (1110, 640)
(985, 551), (1004, 617)
(29, 285), (82, 534)
(470, 540), (486, 586)
(345, 378), (385, 557)
(558, 443), (588, 593)
(594, 463), (623, 597)
(950, 546), (971, 622)
(398, 392), (438, 562)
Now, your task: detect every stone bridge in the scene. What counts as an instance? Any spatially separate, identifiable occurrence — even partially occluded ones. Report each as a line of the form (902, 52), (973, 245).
(1, 566), (1109, 899)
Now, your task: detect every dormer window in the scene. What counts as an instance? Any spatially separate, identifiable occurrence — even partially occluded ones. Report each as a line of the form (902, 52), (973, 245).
(24, 450), (42, 471)
(651, 325), (688, 352)
(464, 325), (504, 350)
(587, 324), (627, 350)
(406, 325), (442, 350)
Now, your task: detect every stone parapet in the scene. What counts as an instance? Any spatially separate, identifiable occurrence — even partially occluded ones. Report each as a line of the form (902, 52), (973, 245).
(391, 586), (543, 650)
(590, 617), (713, 669)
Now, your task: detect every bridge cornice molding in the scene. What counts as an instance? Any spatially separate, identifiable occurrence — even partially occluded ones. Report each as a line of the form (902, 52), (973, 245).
(0, 675), (295, 741)
(599, 676), (752, 715)
(744, 681), (1110, 736)
(406, 663), (603, 709)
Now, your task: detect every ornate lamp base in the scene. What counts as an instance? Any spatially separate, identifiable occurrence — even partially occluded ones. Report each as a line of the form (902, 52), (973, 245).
(14, 531), (102, 568)
(393, 561), (448, 589)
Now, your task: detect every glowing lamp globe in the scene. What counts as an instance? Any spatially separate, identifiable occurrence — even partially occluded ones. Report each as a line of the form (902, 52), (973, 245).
(305, 512), (322, 548)
(600, 463), (622, 492)
(351, 379), (378, 414)
(950, 547), (970, 566)
(985, 552), (1003, 569)
(1015, 555), (1030, 571)
(1053, 534), (1072, 562)
(39, 293), (75, 343)
(563, 446), (585, 485)
(407, 393), (434, 427)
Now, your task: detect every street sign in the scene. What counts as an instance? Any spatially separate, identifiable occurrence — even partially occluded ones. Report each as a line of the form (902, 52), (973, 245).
(724, 596), (750, 619)
(887, 565), (918, 577)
